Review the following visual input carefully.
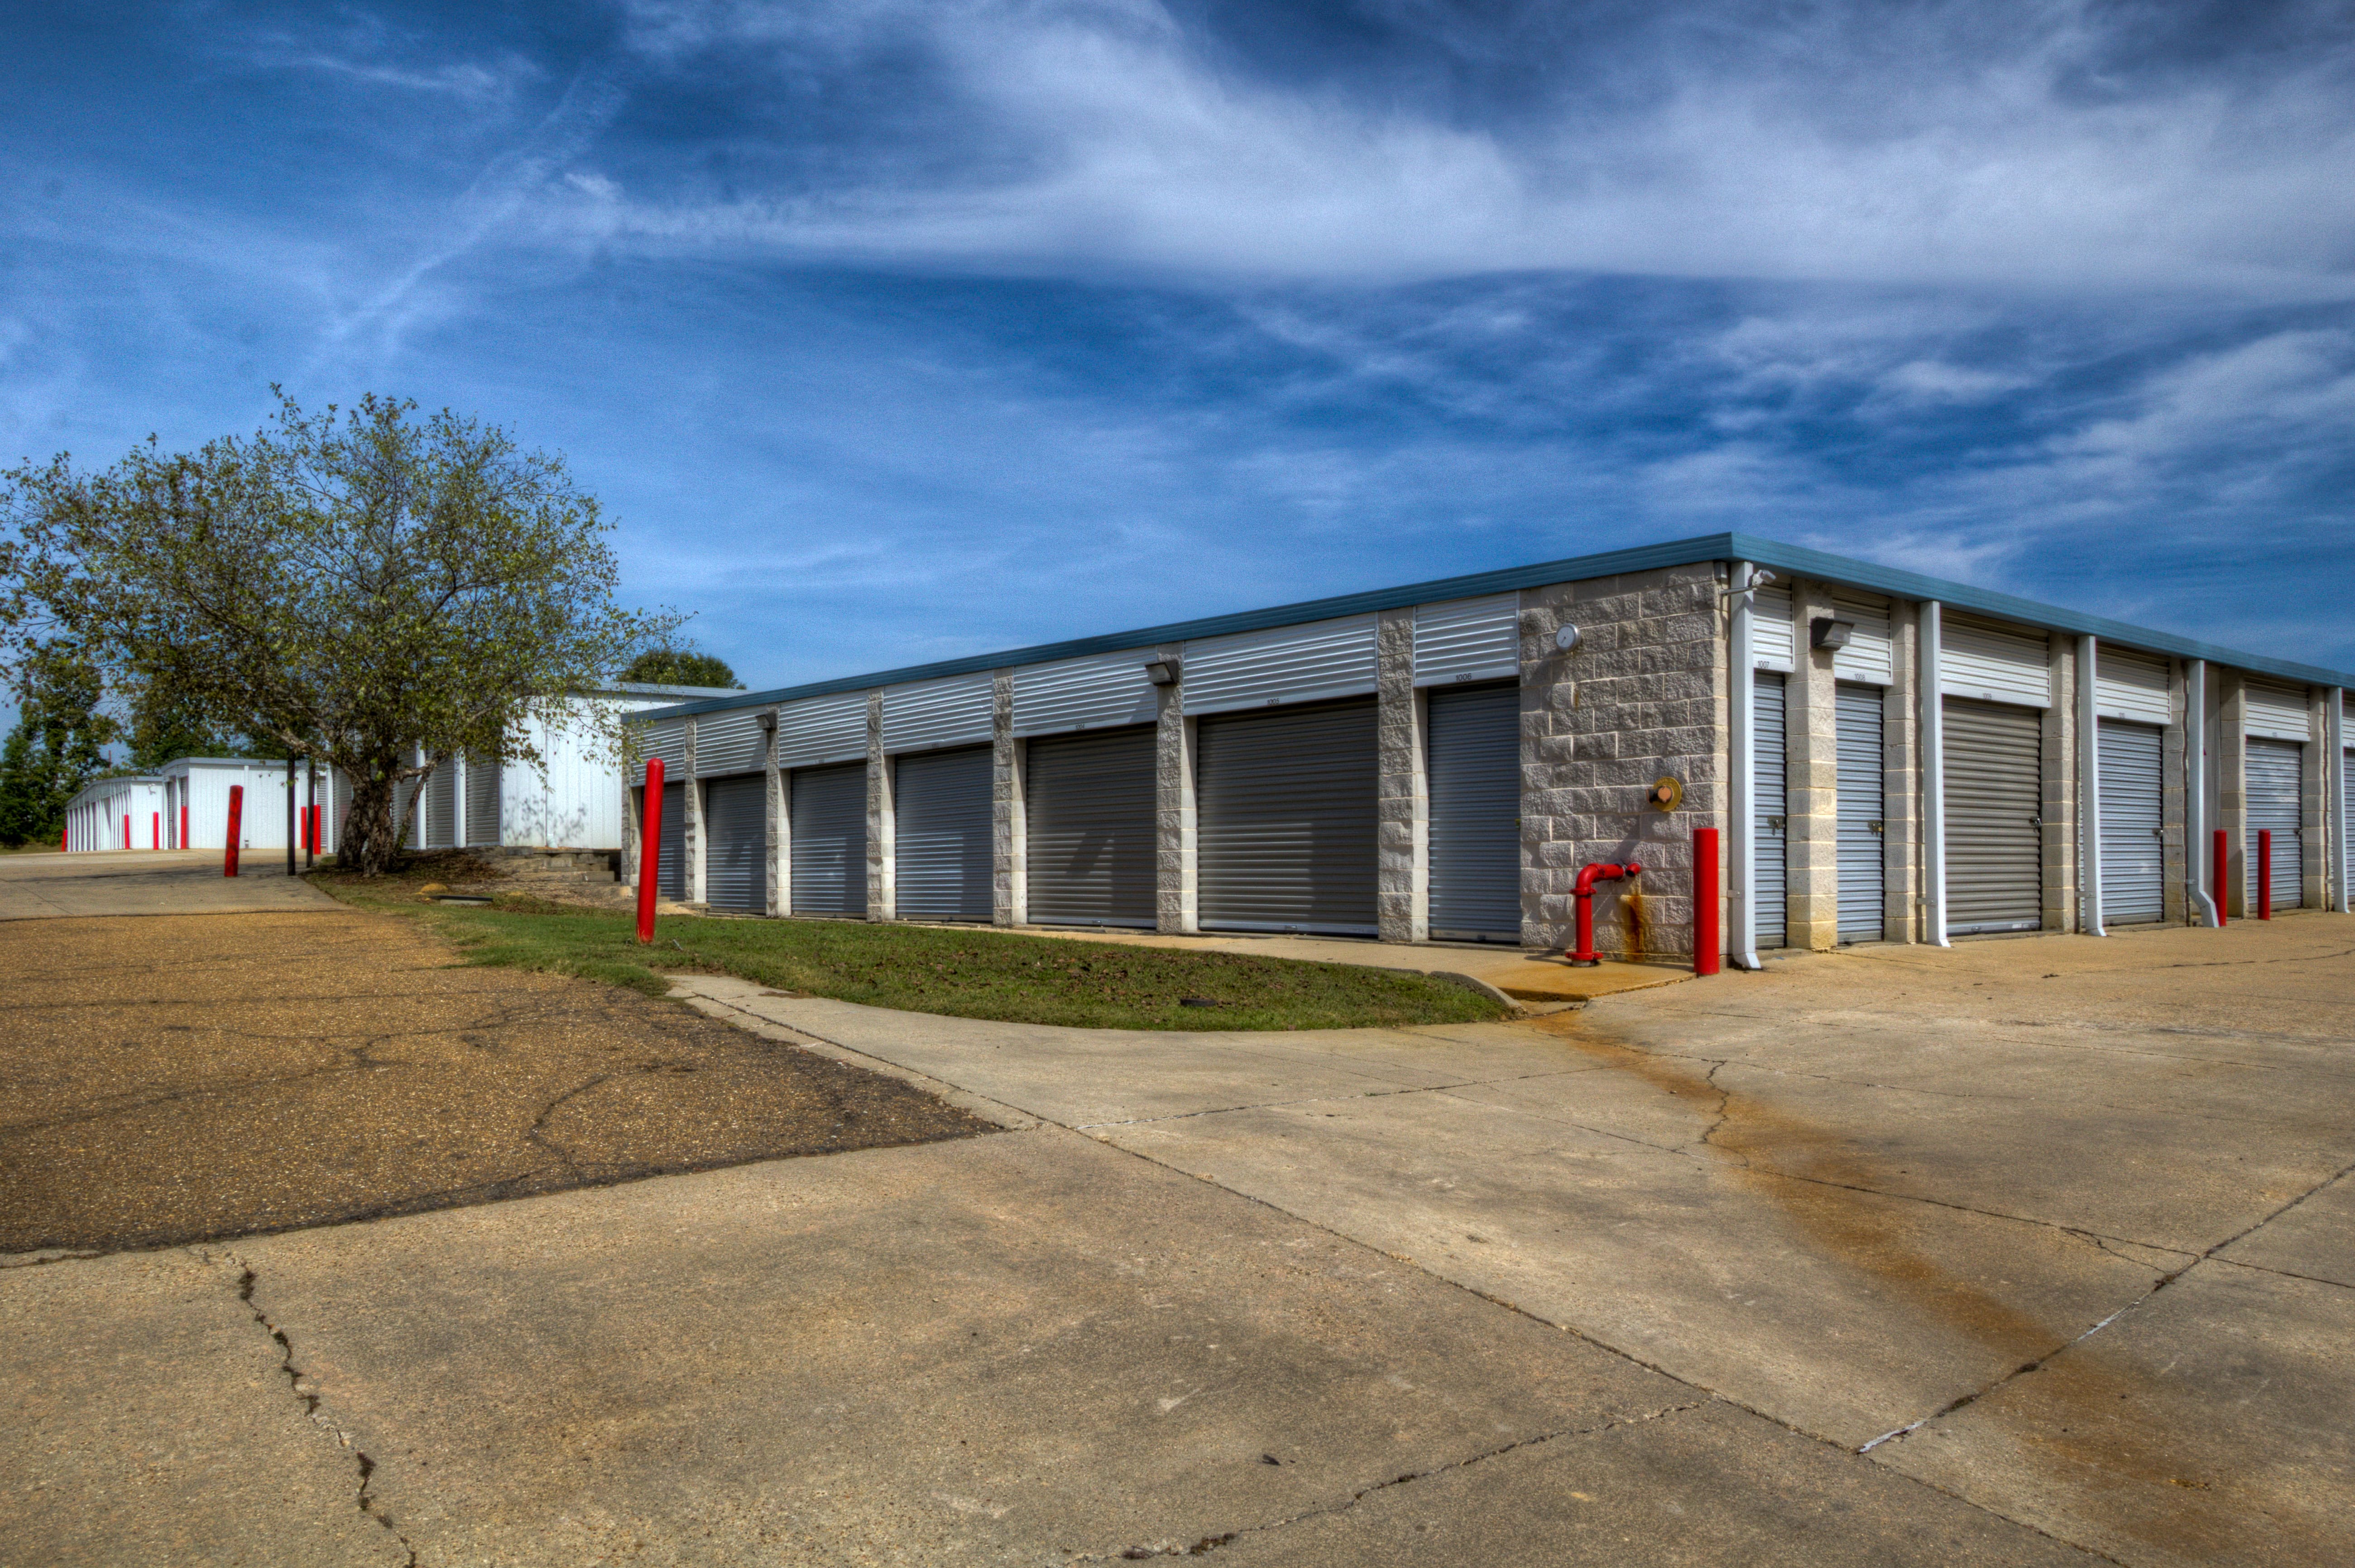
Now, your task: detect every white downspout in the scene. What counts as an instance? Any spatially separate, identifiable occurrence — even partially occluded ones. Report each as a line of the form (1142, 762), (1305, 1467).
(2187, 660), (2219, 927)
(1728, 562), (1761, 970)
(1922, 600), (1949, 947)
(2079, 634), (2105, 937)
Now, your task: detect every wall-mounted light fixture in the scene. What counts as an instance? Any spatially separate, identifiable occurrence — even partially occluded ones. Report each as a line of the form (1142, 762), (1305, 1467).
(755, 710), (777, 733)
(1142, 657), (1180, 686)
(1811, 617), (1855, 651)
(1554, 624), (1583, 653)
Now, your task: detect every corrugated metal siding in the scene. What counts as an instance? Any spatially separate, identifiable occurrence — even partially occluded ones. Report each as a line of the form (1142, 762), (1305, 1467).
(1197, 697), (1379, 935)
(634, 783), (686, 901)
(883, 673), (993, 755)
(1012, 650), (1159, 738)
(2246, 738), (2303, 909)
(1836, 684), (1884, 941)
(703, 774), (767, 913)
(1426, 682), (1522, 939)
(464, 757), (500, 846)
(1830, 593), (1895, 687)
(696, 709), (768, 778)
(1024, 725), (1157, 927)
(638, 717), (689, 774)
(789, 763), (868, 917)
(1754, 672), (1788, 948)
(1943, 616), (2051, 708)
(504, 697), (637, 851)
(2096, 647), (2172, 725)
(1943, 697), (2043, 934)
(1751, 584), (1795, 672)
(424, 762), (458, 848)
(1413, 594), (1519, 688)
(893, 745), (993, 921)
(2097, 720), (2165, 924)
(778, 692), (870, 770)
(2245, 682), (2309, 742)
(1183, 615), (1378, 717)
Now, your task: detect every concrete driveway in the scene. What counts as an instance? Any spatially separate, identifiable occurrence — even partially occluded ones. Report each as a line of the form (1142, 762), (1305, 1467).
(0, 849), (336, 919)
(4, 899), (2348, 1565)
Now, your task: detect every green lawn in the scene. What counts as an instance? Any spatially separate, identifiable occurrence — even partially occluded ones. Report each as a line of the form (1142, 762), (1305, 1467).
(313, 863), (1506, 1032)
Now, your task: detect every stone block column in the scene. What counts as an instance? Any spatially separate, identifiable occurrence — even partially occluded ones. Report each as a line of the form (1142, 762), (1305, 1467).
(2305, 688), (2330, 911)
(993, 670), (1026, 927)
(2041, 638), (2079, 931)
(2217, 673), (2248, 917)
(1883, 601), (1921, 943)
(764, 709), (787, 918)
(865, 692), (895, 921)
(2163, 661), (2189, 925)
(682, 717), (706, 906)
(1376, 607), (1427, 944)
(1786, 579), (1841, 950)
(1152, 643), (1196, 933)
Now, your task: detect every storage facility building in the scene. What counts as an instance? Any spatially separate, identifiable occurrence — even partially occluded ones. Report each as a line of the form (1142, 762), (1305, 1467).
(625, 535), (2354, 964)
(63, 774), (168, 852)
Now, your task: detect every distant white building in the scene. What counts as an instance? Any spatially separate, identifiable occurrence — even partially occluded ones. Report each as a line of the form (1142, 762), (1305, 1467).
(63, 774), (168, 851)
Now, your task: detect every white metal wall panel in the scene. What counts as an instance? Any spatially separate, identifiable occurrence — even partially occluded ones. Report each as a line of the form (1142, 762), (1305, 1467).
(463, 757), (500, 846)
(1425, 682), (1522, 939)
(1829, 593), (1895, 687)
(893, 745), (993, 921)
(2244, 682), (2310, 742)
(1942, 616), (2052, 708)
(1182, 614), (1378, 717)
(1943, 697), (2043, 933)
(638, 716), (689, 774)
(1012, 650), (1159, 738)
(1414, 594), (1519, 688)
(2095, 647), (2171, 725)
(702, 774), (767, 913)
(2246, 738), (2303, 909)
(1754, 673), (1788, 948)
(695, 709), (768, 778)
(1024, 725), (1158, 927)
(2097, 720), (2165, 924)
(1196, 697), (1379, 934)
(777, 692), (871, 770)
(789, 762), (868, 917)
(882, 673), (993, 755)
(423, 762), (458, 848)
(1836, 684), (1885, 940)
(1751, 584), (1795, 673)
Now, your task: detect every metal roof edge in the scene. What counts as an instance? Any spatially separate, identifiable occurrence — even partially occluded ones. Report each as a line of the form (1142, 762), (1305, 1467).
(633, 531), (2355, 722)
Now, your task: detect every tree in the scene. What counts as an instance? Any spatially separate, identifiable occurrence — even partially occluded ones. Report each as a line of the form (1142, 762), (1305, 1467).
(0, 649), (116, 847)
(122, 668), (254, 769)
(1, 392), (678, 874)
(621, 648), (741, 689)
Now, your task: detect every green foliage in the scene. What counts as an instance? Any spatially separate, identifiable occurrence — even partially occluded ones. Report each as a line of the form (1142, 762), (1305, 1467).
(0, 650), (116, 846)
(622, 649), (741, 689)
(123, 669), (256, 768)
(1, 392), (680, 874)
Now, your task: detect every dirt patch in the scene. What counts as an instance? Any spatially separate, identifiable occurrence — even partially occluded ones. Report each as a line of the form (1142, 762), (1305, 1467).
(0, 909), (995, 1254)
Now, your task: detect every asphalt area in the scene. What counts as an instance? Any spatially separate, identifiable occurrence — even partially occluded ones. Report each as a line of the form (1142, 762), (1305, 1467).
(0, 909), (993, 1254)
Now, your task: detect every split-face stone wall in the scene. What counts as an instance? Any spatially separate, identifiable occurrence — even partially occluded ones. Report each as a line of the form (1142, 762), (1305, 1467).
(1882, 603), (1921, 943)
(1151, 642), (1194, 935)
(1786, 580), (1842, 951)
(993, 671), (1026, 927)
(2216, 673), (2248, 918)
(2041, 638), (2079, 932)
(2162, 662), (2189, 926)
(864, 692), (894, 921)
(1376, 607), (1427, 944)
(1516, 562), (1727, 961)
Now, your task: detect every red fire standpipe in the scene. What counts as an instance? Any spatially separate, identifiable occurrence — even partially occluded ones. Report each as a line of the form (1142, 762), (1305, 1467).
(224, 786), (244, 878)
(1567, 860), (1642, 967)
(1692, 828), (1721, 976)
(2212, 829), (2228, 926)
(2258, 829), (2272, 920)
(635, 759), (665, 945)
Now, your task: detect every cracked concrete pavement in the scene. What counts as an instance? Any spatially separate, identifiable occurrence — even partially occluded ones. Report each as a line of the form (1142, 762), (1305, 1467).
(0, 849), (339, 920)
(3, 892), (2349, 1565)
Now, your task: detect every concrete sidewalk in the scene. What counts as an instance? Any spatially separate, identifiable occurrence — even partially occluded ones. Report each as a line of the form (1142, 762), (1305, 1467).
(0, 849), (338, 920)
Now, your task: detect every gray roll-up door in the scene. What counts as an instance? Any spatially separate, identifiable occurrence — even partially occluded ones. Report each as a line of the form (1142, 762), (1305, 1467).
(894, 745), (993, 922)
(424, 762), (457, 848)
(1835, 684), (1884, 942)
(1754, 672), (1788, 949)
(2246, 738), (2303, 910)
(464, 757), (500, 846)
(1944, 697), (2042, 934)
(790, 763), (868, 917)
(1426, 682), (1521, 941)
(1198, 697), (1378, 935)
(1025, 724), (1156, 927)
(703, 774), (767, 913)
(2097, 720), (2164, 924)
(633, 782), (686, 901)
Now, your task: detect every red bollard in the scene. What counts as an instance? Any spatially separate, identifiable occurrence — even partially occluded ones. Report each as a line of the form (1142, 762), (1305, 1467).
(1693, 828), (1721, 976)
(224, 786), (244, 877)
(2258, 829), (2272, 920)
(152, 811), (160, 849)
(636, 759), (665, 944)
(180, 805), (189, 851)
(1567, 860), (1642, 967)
(122, 814), (130, 850)
(2212, 828), (2228, 926)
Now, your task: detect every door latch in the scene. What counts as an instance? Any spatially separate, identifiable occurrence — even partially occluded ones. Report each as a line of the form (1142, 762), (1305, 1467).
(1868, 819), (1885, 836)
(1766, 816), (1786, 832)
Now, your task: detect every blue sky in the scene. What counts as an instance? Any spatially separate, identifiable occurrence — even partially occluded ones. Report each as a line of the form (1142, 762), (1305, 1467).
(6, 0), (2353, 702)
